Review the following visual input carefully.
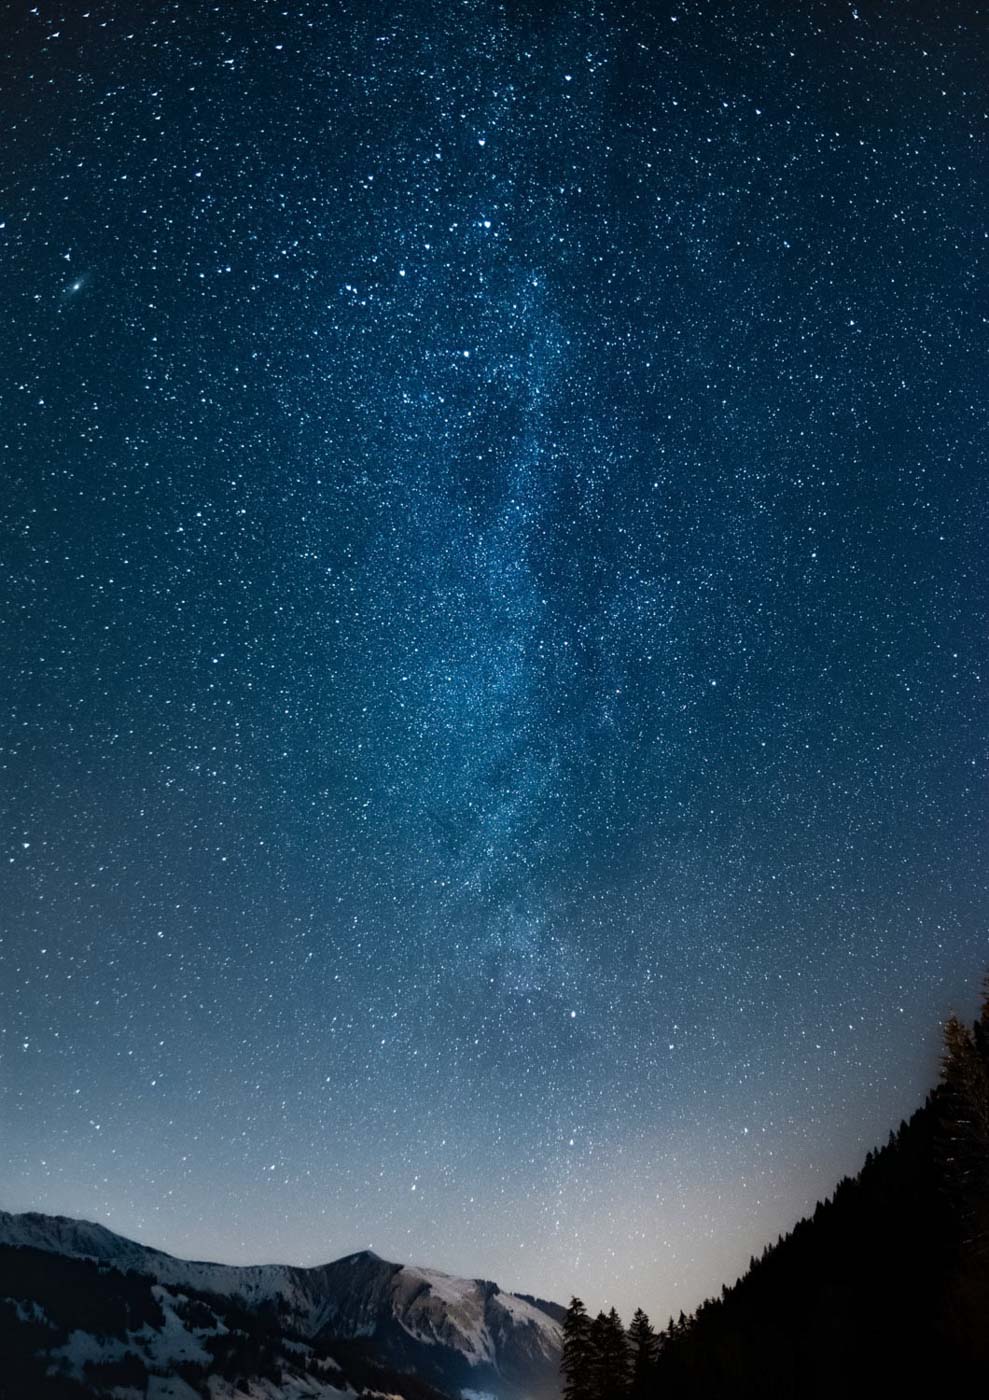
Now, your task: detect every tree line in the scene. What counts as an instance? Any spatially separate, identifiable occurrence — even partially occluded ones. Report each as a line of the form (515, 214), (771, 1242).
(561, 978), (989, 1397)
(561, 1298), (681, 1400)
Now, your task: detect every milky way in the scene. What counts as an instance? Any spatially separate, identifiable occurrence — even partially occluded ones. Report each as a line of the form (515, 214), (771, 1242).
(1, 0), (986, 1322)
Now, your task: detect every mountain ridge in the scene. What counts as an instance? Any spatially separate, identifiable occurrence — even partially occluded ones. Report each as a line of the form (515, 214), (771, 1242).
(0, 1209), (563, 1400)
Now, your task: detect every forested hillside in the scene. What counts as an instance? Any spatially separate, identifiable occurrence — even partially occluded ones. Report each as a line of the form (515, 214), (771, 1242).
(561, 984), (989, 1397)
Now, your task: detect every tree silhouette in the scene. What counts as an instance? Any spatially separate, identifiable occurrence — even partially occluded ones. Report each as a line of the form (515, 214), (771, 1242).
(587, 1307), (629, 1400)
(569, 974), (989, 1396)
(940, 983), (989, 1231)
(561, 1296), (594, 1400)
(626, 1307), (656, 1399)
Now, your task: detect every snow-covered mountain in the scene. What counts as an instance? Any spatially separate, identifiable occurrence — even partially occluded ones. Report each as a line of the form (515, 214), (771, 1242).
(0, 1211), (563, 1400)
(0, 1234), (356, 1400)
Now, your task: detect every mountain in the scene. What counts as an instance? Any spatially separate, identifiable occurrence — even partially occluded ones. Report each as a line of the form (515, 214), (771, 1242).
(645, 1094), (970, 1396)
(0, 1214), (562, 1400)
(0, 1241), (355, 1400)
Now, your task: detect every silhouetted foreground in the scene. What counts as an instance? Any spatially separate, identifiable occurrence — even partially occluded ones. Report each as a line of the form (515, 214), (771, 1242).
(562, 983), (989, 1398)
(3, 987), (986, 1398)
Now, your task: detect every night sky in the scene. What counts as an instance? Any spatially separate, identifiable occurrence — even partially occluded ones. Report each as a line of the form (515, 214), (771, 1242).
(1, 0), (986, 1325)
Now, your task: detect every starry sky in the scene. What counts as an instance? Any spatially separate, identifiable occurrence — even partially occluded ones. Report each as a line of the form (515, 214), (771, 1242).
(1, 0), (986, 1326)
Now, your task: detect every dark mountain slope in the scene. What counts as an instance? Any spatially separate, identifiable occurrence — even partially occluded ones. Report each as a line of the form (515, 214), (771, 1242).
(646, 996), (989, 1397)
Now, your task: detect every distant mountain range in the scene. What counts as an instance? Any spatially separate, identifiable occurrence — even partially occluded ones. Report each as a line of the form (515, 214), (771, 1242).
(0, 1211), (563, 1400)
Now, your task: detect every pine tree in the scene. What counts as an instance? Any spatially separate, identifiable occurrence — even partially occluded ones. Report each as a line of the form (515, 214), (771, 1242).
(941, 1005), (989, 1248)
(626, 1307), (655, 1398)
(561, 1296), (594, 1400)
(588, 1311), (609, 1400)
(974, 972), (989, 1065)
(588, 1307), (629, 1400)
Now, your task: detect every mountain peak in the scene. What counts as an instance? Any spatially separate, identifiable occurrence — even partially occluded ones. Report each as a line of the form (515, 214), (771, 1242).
(0, 1209), (563, 1400)
(337, 1246), (387, 1263)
